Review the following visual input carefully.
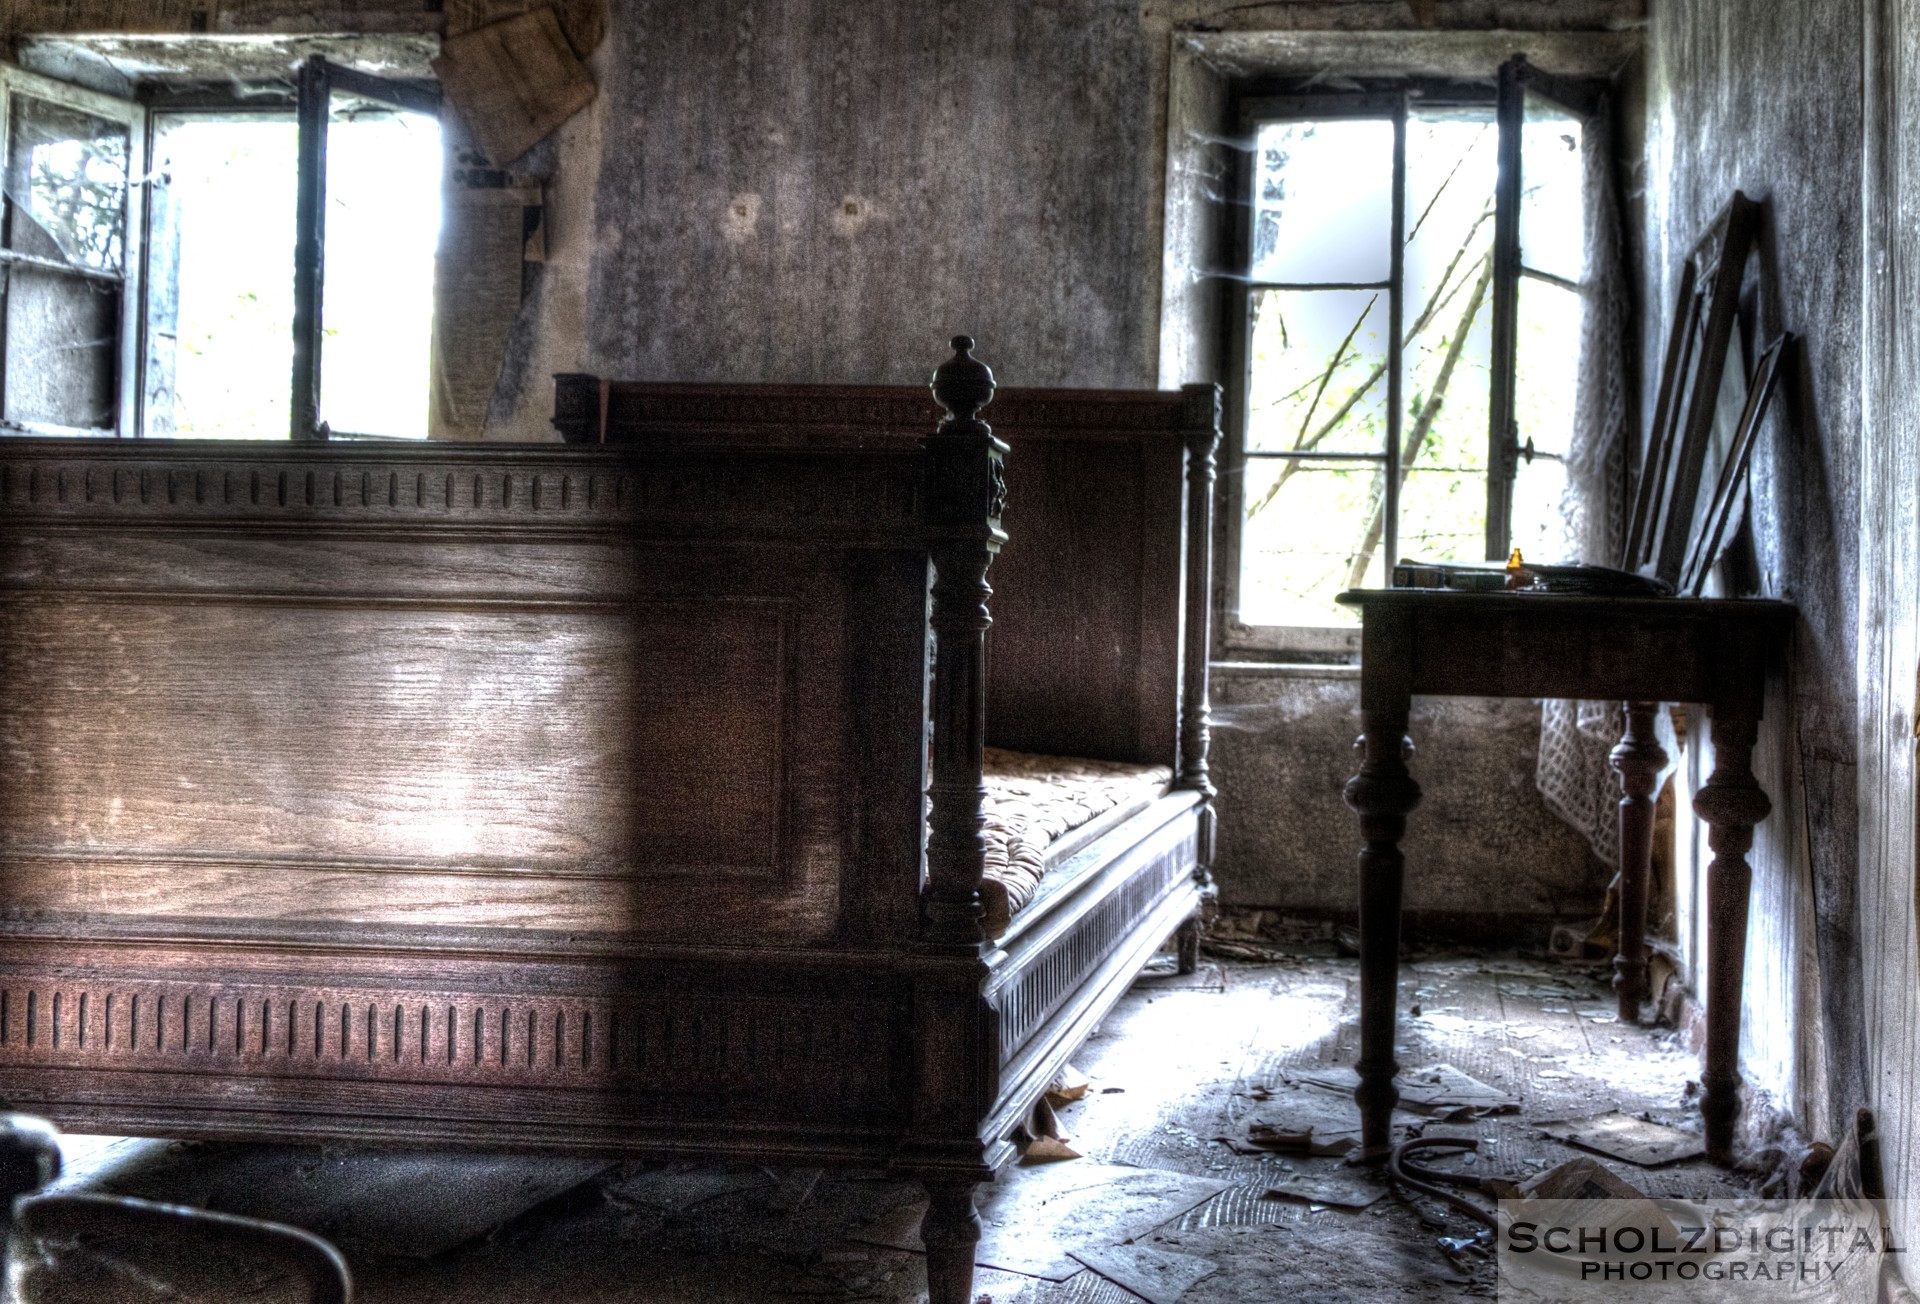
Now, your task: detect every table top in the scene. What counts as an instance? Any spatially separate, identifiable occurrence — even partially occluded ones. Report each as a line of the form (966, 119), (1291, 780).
(1335, 587), (1797, 711)
(1336, 587), (1796, 624)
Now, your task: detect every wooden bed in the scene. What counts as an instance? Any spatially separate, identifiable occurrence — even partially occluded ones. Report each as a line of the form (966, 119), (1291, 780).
(0, 339), (1219, 1304)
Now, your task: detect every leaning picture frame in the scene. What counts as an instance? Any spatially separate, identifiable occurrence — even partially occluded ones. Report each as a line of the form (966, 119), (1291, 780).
(1622, 191), (1759, 584)
(1678, 332), (1791, 597)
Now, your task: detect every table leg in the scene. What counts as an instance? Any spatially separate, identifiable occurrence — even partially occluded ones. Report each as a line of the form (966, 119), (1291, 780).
(1343, 706), (1421, 1161)
(1691, 710), (1769, 1166)
(1609, 702), (1669, 1023)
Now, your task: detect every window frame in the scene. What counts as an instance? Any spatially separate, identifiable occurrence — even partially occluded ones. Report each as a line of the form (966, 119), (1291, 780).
(1217, 65), (1608, 658)
(289, 56), (442, 443)
(1, 55), (440, 444)
(0, 62), (146, 439)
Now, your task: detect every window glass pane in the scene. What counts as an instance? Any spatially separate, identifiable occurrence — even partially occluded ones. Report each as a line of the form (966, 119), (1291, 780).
(1515, 277), (1581, 459)
(1239, 458), (1386, 627)
(1246, 287), (1389, 455)
(1399, 467), (1487, 565)
(3, 267), (116, 431)
(4, 92), (129, 274)
(1519, 92), (1585, 284)
(1250, 119), (1393, 285)
(144, 113), (298, 440)
(1402, 109), (1498, 490)
(319, 98), (441, 440)
(1511, 453), (1572, 563)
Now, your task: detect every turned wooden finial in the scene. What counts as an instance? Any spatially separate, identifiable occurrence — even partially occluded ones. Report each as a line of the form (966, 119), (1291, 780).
(930, 336), (995, 425)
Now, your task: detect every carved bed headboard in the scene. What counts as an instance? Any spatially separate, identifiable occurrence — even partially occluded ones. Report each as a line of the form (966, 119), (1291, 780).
(554, 375), (1220, 769)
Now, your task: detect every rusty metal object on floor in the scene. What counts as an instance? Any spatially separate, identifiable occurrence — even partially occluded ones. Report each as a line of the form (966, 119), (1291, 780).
(1388, 1136), (1499, 1230)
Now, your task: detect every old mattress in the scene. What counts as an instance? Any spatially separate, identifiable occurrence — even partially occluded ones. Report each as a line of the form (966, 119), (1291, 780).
(978, 748), (1173, 936)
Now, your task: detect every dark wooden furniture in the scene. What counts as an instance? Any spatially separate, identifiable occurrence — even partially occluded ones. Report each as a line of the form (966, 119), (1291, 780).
(0, 341), (1220, 1304)
(1338, 588), (1793, 1166)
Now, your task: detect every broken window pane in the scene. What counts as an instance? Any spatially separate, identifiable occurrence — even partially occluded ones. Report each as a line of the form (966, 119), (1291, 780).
(0, 88), (131, 434)
(4, 92), (129, 274)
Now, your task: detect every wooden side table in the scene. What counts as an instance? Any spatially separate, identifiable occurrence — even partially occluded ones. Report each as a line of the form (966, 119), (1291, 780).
(1336, 589), (1794, 1165)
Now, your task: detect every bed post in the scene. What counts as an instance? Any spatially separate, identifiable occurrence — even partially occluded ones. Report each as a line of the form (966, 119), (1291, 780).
(550, 373), (608, 443)
(921, 336), (1007, 949)
(1174, 383), (1221, 973)
(906, 337), (1008, 1304)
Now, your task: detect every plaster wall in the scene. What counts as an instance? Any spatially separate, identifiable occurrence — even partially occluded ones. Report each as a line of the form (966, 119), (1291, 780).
(1641, 0), (1866, 1141)
(1212, 668), (1603, 919)
(1857, 0), (1920, 1248)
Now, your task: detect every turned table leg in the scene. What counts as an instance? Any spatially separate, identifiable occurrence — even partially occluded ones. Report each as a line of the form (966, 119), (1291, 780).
(920, 1179), (981, 1304)
(1344, 692), (1421, 1161)
(1609, 702), (1669, 1023)
(1692, 710), (1769, 1166)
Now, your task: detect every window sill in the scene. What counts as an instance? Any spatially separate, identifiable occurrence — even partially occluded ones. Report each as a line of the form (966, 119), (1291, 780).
(1212, 660), (1360, 680)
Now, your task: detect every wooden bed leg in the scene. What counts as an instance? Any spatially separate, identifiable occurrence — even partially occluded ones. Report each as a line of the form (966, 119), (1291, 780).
(920, 1179), (981, 1304)
(1176, 916), (1202, 974)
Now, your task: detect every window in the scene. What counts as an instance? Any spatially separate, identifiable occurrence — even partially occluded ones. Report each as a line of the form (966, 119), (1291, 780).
(0, 65), (143, 438)
(0, 56), (441, 442)
(1224, 59), (1600, 646)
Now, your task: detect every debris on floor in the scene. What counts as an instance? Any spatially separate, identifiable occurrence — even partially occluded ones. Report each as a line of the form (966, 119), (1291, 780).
(1197, 908), (1342, 960)
(1016, 1095), (1084, 1162)
(1535, 1110), (1707, 1167)
(860, 1161), (1232, 1282)
(1516, 1154), (1649, 1201)
(1291, 1063), (1520, 1119)
(1261, 1169), (1388, 1210)
(1070, 1241), (1220, 1304)
(1045, 1064), (1093, 1107)
(603, 1162), (778, 1225)
(1229, 1120), (1355, 1158)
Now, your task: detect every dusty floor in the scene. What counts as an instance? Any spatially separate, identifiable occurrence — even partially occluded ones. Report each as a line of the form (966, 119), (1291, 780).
(50, 948), (1756, 1303)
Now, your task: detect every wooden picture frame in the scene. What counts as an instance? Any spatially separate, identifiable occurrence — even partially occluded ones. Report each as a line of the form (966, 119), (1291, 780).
(1678, 332), (1791, 597)
(1621, 192), (1759, 583)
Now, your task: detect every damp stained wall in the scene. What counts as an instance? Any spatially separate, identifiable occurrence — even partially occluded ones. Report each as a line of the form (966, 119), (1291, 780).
(1642, 0), (1866, 1148)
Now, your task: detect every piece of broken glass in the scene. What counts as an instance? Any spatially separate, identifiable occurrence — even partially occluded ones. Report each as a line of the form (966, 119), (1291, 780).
(4, 92), (130, 274)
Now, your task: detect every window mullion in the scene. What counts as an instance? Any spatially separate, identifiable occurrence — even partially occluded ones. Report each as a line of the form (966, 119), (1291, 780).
(1383, 96), (1407, 576)
(290, 55), (330, 442)
(2, 83), (15, 433)
(1486, 54), (1527, 560)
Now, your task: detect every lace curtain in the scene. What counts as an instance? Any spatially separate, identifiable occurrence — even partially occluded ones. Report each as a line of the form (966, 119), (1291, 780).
(1533, 98), (1642, 866)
